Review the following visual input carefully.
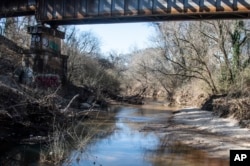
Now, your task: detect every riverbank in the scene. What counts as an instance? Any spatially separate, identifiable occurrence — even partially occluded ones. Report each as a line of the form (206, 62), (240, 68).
(142, 107), (250, 159)
(0, 72), (248, 164)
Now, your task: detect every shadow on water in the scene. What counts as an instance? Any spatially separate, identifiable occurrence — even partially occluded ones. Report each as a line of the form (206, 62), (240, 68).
(0, 109), (117, 166)
(0, 144), (41, 166)
(147, 136), (228, 166)
(0, 104), (229, 166)
(66, 105), (228, 166)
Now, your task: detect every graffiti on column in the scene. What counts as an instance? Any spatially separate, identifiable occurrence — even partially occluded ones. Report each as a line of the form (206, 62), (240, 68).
(30, 34), (61, 53)
(35, 74), (61, 88)
(28, 25), (63, 53)
(42, 36), (60, 53)
(27, 25), (65, 88)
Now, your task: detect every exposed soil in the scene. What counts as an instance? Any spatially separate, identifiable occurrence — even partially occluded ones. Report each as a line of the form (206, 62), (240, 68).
(142, 108), (250, 159)
(141, 85), (250, 160)
(0, 75), (112, 147)
(174, 83), (250, 128)
(212, 97), (250, 123)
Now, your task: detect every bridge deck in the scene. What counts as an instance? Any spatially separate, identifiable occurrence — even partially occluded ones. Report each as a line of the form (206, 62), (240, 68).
(38, 0), (250, 25)
(0, 0), (36, 17)
(1, 0), (250, 25)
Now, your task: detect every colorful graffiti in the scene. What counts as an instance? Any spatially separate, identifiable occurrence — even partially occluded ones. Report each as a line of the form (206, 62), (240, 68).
(30, 34), (61, 53)
(35, 74), (60, 88)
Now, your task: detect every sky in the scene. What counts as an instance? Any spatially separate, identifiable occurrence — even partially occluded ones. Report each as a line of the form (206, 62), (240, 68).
(77, 23), (155, 54)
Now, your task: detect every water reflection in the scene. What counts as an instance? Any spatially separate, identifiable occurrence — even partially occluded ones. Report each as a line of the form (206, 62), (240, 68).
(0, 112), (116, 166)
(0, 105), (229, 166)
(148, 140), (228, 166)
(68, 107), (160, 166)
(67, 106), (228, 166)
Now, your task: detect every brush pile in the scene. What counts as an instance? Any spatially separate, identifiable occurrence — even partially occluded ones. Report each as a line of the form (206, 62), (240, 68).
(0, 78), (66, 143)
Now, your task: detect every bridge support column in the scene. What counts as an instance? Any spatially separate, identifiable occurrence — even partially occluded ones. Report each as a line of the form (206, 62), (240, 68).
(27, 24), (67, 87)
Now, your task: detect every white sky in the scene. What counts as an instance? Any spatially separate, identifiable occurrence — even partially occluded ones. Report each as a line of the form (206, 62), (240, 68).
(77, 23), (155, 54)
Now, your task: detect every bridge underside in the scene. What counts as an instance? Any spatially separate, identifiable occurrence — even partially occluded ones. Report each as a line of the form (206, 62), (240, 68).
(40, 12), (250, 25)
(1, 0), (250, 25)
(0, 0), (36, 18)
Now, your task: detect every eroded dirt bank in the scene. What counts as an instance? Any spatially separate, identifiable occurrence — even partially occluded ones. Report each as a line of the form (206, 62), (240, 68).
(142, 108), (250, 159)
(0, 76), (110, 146)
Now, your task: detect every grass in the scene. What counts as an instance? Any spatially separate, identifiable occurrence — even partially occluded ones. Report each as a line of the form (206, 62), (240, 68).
(39, 111), (116, 165)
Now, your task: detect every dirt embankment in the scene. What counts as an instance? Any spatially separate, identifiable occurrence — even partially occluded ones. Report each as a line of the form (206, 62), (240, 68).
(143, 92), (250, 160)
(142, 108), (250, 160)
(147, 82), (249, 160)
(202, 95), (250, 128)
(173, 82), (250, 128)
(0, 75), (111, 147)
(0, 78), (66, 144)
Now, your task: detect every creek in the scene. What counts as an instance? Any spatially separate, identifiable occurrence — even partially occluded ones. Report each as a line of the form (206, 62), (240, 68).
(0, 102), (229, 166)
(65, 103), (228, 166)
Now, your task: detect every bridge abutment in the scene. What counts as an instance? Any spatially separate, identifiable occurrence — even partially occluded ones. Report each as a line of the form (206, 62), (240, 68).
(27, 24), (67, 88)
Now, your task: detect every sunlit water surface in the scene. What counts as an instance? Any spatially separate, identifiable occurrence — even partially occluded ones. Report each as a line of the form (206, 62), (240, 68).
(66, 105), (228, 166)
(0, 102), (228, 166)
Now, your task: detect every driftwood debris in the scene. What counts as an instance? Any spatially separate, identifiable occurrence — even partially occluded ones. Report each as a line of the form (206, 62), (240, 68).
(0, 81), (66, 143)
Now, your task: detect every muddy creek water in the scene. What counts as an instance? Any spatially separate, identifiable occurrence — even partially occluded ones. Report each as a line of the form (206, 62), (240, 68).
(0, 104), (229, 166)
(65, 105), (228, 166)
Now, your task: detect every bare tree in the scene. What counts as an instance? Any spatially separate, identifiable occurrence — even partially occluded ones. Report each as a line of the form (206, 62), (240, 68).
(64, 27), (101, 82)
(151, 21), (218, 93)
(63, 27), (120, 96)
(3, 16), (35, 49)
(200, 20), (250, 89)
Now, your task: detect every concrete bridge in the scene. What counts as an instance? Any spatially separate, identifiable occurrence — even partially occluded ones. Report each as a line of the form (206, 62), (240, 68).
(1, 0), (250, 25)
